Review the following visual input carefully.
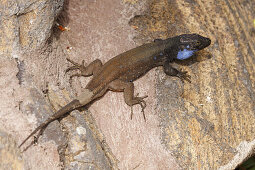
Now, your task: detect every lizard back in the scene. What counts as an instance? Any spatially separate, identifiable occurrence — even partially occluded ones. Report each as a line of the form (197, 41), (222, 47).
(85, 40), (167, 93)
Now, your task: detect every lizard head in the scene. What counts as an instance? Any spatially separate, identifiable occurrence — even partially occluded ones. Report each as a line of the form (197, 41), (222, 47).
(175, 34), (211, 60)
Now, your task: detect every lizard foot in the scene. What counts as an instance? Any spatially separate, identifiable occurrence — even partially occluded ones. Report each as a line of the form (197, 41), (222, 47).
(130, 94), (148, 121)
(66, 58), (87, 79)
(176, 70), (191, 83)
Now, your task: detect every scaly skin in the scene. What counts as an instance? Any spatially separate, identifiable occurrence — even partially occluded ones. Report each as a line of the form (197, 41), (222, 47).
(19, 34), (211, 149)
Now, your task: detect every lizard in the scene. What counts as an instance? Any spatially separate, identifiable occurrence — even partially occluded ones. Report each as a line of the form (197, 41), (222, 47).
(19, 34), (211, 148)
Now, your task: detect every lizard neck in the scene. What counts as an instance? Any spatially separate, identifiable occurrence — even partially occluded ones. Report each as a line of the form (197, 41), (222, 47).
(149, 38), (179, 65)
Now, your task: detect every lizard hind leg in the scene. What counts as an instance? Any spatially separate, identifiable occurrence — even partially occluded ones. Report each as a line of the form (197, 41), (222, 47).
(108, 80), (148, 121)
(65, 58), (103, 78)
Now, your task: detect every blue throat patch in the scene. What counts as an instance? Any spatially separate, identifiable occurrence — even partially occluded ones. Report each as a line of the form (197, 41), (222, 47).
(177, 49), (197, 60)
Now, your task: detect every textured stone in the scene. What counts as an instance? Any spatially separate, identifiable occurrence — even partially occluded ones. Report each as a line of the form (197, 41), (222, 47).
(0, 130), (24, 170)
(0, 0), (64, 55)
(1, 0), (255, 169)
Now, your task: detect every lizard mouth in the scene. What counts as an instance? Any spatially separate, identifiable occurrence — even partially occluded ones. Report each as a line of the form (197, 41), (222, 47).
(199, 37), (211, 49)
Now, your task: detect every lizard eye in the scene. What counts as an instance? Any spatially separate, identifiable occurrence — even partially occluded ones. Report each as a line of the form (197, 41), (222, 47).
(195, 41), (201, 46)
(180, 45), (185, 51)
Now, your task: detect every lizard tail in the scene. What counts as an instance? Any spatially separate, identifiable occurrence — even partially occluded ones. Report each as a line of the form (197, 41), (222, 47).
(18, 99), (81, 148)
(19, 89), (94, 148)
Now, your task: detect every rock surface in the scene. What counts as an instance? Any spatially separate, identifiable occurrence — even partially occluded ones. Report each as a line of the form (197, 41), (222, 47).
(0, 0), (255, 169)
(0, 130), (23, 170)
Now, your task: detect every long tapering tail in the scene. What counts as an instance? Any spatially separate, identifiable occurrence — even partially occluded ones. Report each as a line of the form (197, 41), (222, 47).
(19, 89), (94, 148)
(19, 99), (80, 148)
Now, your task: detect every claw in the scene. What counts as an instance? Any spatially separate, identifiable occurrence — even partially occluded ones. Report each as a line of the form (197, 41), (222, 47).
(70, 73), (82, 79)
(65, 58), (87, 80)
(177, 70), (191, 83)
(66, 58), (80, 66)
(130, 107), (134, 120)
(139, 100), (147, 121)
(65, 66), (81, 73)
(66, 58), (86, 71)
(130, 95), (148, 121)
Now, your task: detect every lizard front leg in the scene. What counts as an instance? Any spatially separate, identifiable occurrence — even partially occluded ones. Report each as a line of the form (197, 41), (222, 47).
(66, 58), (103, 78)
(163, 62), (191, 83)
(108, 80), (148, 121)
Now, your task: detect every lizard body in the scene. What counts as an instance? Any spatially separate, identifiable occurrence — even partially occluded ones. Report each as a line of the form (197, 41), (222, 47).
(19, 34), (211, 148)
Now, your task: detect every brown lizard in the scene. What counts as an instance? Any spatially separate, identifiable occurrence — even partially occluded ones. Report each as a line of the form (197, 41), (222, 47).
(19, 34), (211, 148)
